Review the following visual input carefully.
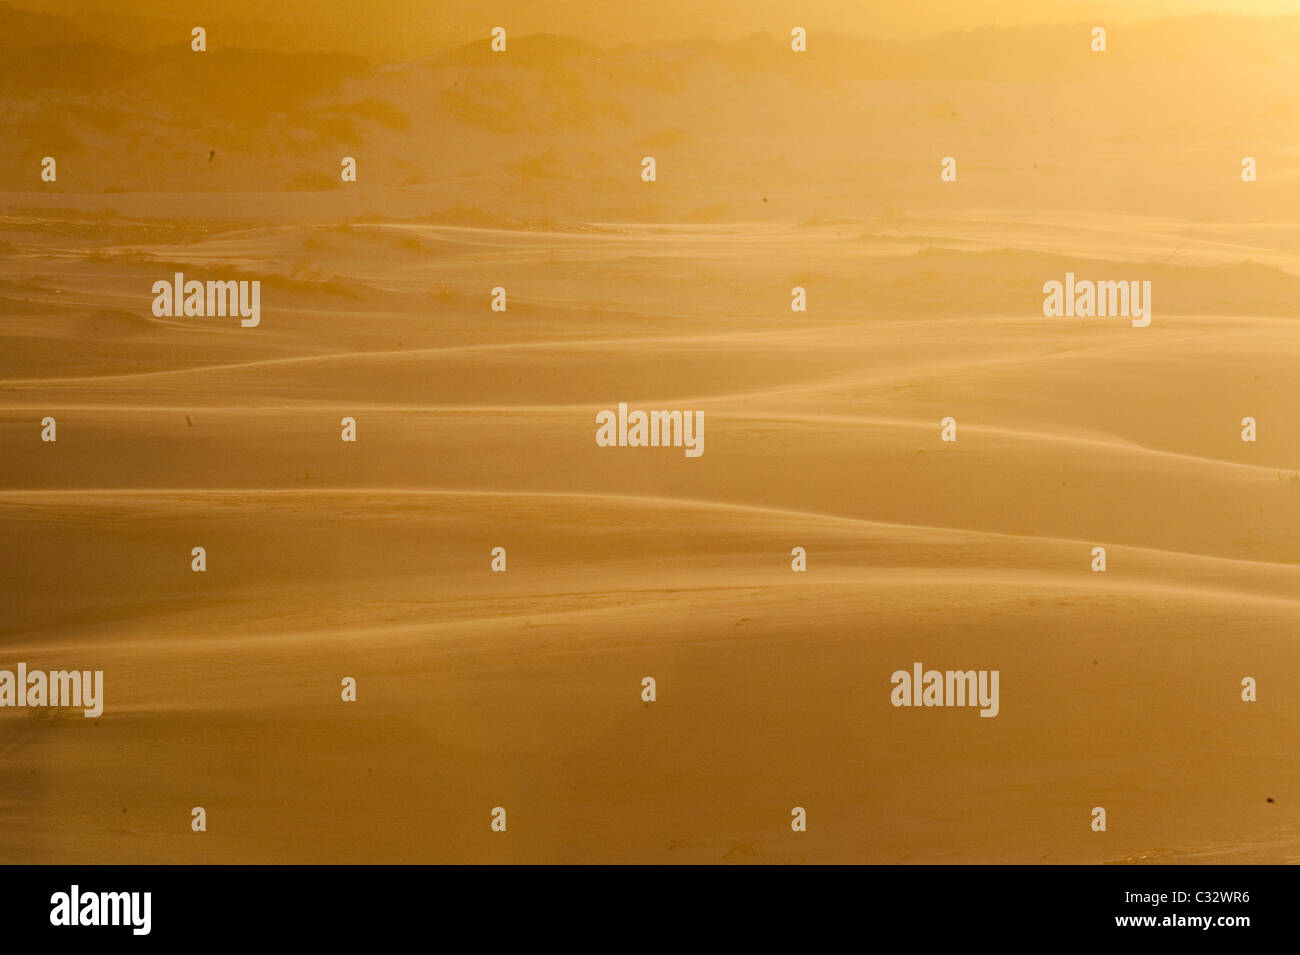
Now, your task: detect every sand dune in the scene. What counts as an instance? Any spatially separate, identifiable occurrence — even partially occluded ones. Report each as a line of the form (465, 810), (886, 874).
(1, 487), (1296, 863)
(3, 211), (1299, 864)
(3, 4), (1299, 863)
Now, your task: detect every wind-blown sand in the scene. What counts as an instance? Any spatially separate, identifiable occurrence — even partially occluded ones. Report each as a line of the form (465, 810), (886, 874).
(2, 215), (1297, 863)
(2, 3), (1299, 863)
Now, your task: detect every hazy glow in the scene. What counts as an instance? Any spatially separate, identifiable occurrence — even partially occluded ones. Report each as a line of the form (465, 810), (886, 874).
(16, 0), (1300, 56)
